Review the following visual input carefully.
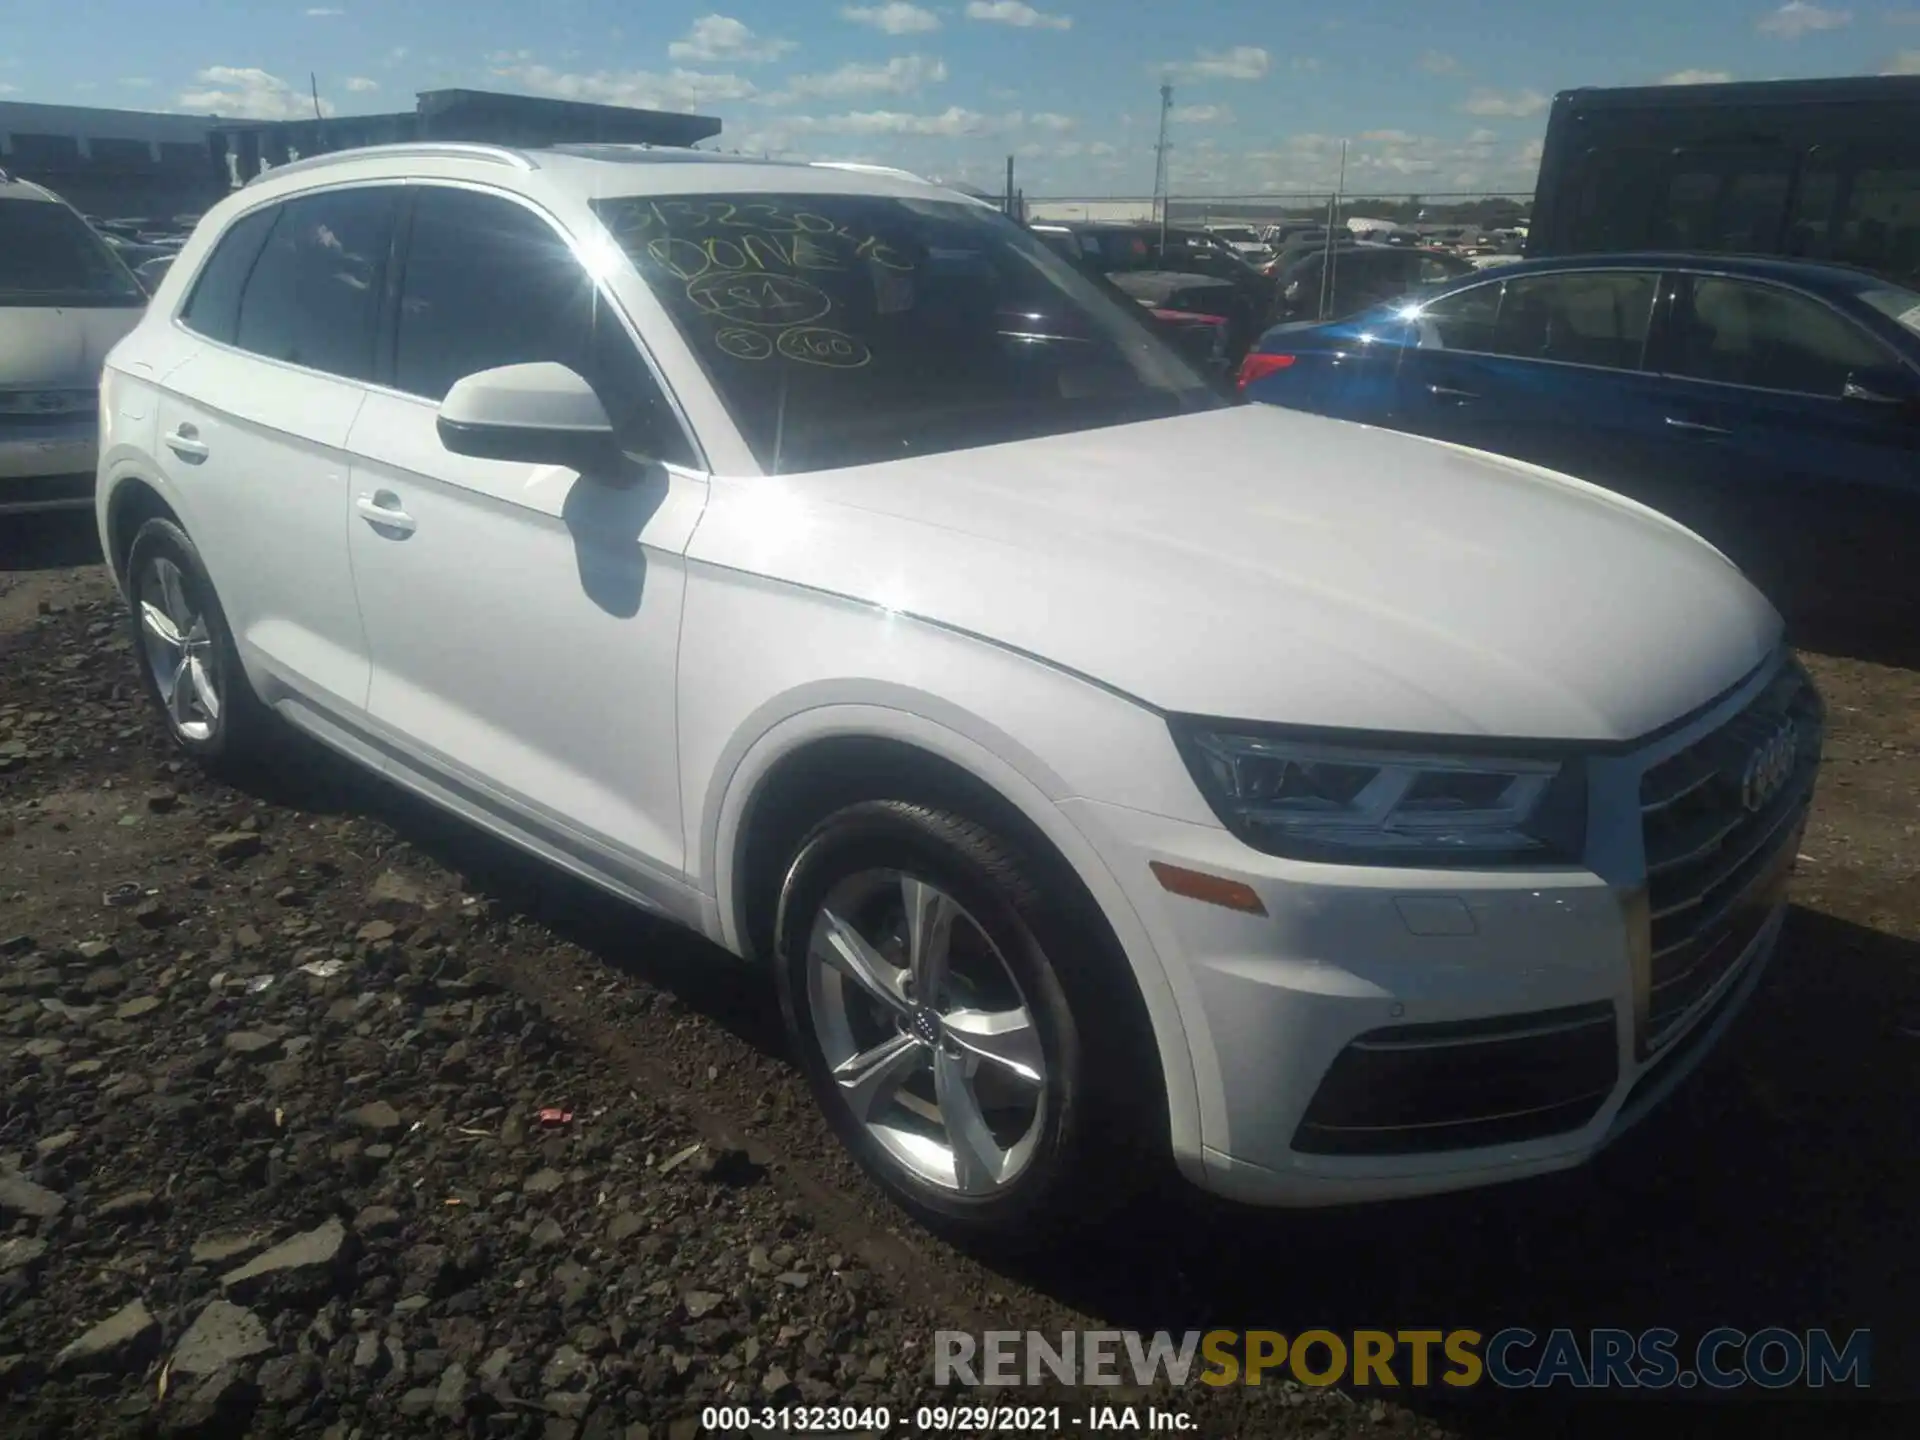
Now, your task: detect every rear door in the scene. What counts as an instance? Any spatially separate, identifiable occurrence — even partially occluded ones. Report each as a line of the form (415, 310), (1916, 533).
(1392, 268), (1674, 492)
(153, 187), (396, 719)
(1648, 271), (1920, 623)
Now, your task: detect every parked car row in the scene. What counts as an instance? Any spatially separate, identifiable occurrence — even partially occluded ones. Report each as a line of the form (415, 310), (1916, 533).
(1239, 251), (1920, 636)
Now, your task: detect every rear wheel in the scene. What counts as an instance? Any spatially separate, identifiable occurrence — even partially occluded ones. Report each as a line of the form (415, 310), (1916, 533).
(125, 517), (270, 768)
(775, 800), (1150, 1241)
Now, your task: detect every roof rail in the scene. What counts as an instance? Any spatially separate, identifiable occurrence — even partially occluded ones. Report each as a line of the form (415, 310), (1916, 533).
(243, 142), (536, 186)
(809, 161), (927, 181)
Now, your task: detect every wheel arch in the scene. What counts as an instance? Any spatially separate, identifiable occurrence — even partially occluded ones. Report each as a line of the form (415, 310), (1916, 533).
(709, 698), (1205, 1174)
(100, 467), (190, 594)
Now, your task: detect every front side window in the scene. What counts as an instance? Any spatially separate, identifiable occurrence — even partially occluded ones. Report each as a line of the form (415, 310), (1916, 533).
(0, 197), (144, 307)
(1669, 277), (1897, 395)
(233, 186), (397, 381)
(592, 192), (1221, 474)
(1488, 271), (1658, 369)
(1857, 283), (1920, 340)
(394, 186), (691, 465)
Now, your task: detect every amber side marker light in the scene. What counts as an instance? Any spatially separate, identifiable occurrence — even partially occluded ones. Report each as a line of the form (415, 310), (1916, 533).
(1149, 861), (1268, 916)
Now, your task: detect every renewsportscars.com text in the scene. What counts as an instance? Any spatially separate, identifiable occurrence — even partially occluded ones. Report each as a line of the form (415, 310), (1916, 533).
(936, 1328), (1872, 1391)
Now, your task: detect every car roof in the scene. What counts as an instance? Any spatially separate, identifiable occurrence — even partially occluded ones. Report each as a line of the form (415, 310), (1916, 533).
(0, 173), (63, 205)
(1465, 251), (1894, 293)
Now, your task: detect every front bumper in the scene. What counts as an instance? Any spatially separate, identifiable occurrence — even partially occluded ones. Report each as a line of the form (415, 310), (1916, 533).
(1, 415), (99, 513)
(1067, 651), (1818, 1207)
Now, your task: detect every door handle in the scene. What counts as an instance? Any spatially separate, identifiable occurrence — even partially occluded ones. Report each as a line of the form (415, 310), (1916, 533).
(164, 424), (209, 461)
(1428, 384), (1478, 402)
(1664, 416), (1731, 437)
(355, 491), (417, 536)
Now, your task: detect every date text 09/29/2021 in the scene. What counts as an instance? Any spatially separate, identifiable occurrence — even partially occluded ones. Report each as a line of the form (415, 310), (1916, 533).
(699, 1405), (1192, 1432)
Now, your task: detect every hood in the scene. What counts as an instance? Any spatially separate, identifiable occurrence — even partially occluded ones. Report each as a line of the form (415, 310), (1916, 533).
(0, 305), (144, 390)
(691, 405), (1781, 743)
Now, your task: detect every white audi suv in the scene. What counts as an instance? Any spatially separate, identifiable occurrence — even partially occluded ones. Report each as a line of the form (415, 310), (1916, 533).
(95, 142), (1822, 1238)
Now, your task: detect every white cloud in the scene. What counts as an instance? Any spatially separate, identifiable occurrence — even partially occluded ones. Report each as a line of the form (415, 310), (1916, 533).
(1517, 137), (1546, 166)
(1170, 104), (1231, 124)
(1359, 128), (1419, 143)
(1465, 127), (1499, 144)
(1460, 87), (1549, 117)
(304, 6), (344, 14)
(119, 77), (154, 88)
(382, 46), (408, 67)
(1028, 111), (1075, 130)
(493, 62), (758, 111)
(841, 2), (940, 32)
(178, 66), (336, 119)
(1418, 50), (1461, 75)
(1660, 68), (1734, 83)
(1758, 3), (1853, 37)
(769, 54), (947, 101)
(668, 14), (796, 64)
(344, 76), (379, 92)
(0, 83), (17, 95)
(1886, 47), (1920, 69)
(1162, 45), (1270, 81)
(965, 2), (1072, 30)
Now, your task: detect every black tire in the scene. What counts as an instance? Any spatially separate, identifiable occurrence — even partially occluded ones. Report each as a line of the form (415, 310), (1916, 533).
(124, 516), (272, 770)
(774, 800), (1159, 1244)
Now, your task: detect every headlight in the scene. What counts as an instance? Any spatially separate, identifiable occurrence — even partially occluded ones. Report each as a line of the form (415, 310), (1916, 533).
(1170, 721), (1588, 866)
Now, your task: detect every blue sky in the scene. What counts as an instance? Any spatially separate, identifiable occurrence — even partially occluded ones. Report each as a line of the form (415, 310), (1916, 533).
(3, 2), (1919, 197)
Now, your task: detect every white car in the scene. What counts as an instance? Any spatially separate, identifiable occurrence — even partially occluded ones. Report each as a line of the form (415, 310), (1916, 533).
(2, 170), (148, 515)
(96, 143), (1822, 1236)
(1205, 224), (1275, 267)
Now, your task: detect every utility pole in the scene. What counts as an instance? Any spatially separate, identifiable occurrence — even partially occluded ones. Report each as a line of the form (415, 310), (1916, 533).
(1318, 139), (1347, 322)
(1152, 81), (1173, 247)
(310, 72), (324, 122)
(1005, 154), (1015, 219)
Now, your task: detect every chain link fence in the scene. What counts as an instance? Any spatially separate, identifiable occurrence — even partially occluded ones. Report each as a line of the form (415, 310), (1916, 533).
(1019, 191), (1535, 230)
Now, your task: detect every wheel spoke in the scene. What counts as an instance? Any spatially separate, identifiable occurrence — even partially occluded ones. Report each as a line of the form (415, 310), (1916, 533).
(814, 909), (911, 1018)
(831, 1031), (925, 1120)
(157, 560), (191, 630)
(943, 1006), (1044, 1086)
(933, 1046), (1006, 1194)
(187, 654), (221, 720)
(900, 875), (956, 1003)
(166, 656), (197, 726)
(139, 600), (184, 652)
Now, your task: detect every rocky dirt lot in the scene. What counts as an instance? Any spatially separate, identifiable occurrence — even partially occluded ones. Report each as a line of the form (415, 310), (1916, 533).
(1, 514), (1913, 1438)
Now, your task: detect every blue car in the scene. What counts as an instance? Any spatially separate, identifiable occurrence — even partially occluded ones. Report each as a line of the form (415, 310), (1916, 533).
(1238, 253), (1920, 634)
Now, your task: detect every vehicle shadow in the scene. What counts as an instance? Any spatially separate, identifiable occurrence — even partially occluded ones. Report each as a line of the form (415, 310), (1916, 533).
(987, 904), (1918, 1421)
(229, 733), (1914, 1420)
(233, 726), (790, 1057)
(0, 512), (104, 571)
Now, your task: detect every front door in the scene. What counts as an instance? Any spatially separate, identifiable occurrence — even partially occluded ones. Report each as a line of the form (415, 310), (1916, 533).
(343, 184), (707, 897)
(1650, 272), (1920, 631)
(152, 188), (399, 719)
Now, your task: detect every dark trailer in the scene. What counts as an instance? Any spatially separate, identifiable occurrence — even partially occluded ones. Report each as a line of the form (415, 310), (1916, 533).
(1527, 74), (1920, 286)
(211, 88), (722, 189)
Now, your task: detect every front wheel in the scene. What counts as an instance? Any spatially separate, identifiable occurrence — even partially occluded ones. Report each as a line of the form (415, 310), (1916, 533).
(775, 800), (1146, 1242)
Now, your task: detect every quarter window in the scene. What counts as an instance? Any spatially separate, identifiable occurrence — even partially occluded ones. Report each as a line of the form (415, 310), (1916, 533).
(394, 187), (692, 466)
(1411, 282), (1502, 351)
(233, 187), (398, 381)
(1668, 277), (1896, 396)
(179, 206), (277, 345)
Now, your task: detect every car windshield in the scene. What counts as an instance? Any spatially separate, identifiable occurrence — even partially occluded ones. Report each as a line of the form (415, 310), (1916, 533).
(0, 197), (144, 307)
(1212, 227), (1260, 244)
(595, 192), (1222, 474)
(1858, 284), (1920, 339)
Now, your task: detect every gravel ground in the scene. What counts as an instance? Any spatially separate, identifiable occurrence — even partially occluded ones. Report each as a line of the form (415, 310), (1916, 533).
(2, 514), (1913, 1437)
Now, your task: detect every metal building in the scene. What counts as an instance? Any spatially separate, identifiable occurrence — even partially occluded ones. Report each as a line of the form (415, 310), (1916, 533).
(0, 99), (222, 220)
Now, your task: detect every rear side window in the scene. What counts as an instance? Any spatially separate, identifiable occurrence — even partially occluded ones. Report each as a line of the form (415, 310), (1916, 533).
(233, 186), (398, 381)
(394, 186), (693, 466)
(1669, 277), (1896, 396)
(1412, 281), (1503, 350)
(1490, 271), (1657, 369)
(179, 206), (277, 344)
(0, 196), (144, 307)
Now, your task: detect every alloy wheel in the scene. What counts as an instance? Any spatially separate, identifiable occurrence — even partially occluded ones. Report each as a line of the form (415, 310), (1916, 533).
(137, 556), (222, 743)
(805, 869), (1048, 1195)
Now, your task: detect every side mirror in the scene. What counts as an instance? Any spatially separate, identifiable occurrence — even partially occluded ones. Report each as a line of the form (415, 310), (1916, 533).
(437, 362), (627, 473)
(1841, 367), (1920, 410)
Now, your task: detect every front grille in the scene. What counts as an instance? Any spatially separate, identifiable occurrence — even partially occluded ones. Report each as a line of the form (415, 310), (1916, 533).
(1637, 659), (1823, 1054)
(0, 472), (95, 507)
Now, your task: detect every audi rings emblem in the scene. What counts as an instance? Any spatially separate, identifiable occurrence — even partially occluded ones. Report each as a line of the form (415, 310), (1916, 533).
(1740, 719), (1798, 814)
